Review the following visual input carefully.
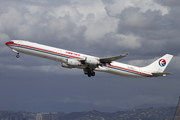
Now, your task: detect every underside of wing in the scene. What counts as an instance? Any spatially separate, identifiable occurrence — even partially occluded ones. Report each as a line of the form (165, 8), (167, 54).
(99, 52), (129, 64)
(152, 72), (173, 77)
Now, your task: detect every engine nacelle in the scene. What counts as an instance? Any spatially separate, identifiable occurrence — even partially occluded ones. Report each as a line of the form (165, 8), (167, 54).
(62, 59), (80, 68)
(61, 63), (73, 69)
(67, 59), (80, 66)
(85, 57), (100, 66)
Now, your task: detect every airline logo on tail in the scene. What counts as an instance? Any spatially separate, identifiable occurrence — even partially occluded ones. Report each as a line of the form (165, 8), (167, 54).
(159, 59), (166, 67)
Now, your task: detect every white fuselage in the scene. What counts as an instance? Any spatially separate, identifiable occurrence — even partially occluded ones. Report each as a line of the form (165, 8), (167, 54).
(6, 40), (154, 78)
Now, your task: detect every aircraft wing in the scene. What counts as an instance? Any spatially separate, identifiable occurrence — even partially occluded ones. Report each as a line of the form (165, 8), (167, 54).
(152, 72), (173, 77)
(99, 52), (129, 64)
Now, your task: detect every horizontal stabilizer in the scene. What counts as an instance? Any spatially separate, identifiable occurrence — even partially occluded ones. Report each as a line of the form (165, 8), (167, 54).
(152, 72), (173, 77)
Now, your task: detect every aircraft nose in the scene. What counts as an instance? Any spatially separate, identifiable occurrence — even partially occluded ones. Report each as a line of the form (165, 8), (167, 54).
(5, 41), (14, 46)
(5, 42), (9, 46)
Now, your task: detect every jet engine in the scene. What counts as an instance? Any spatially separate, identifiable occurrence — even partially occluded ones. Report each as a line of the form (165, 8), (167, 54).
(67, 59), (80, 66)
(61, 63), (73, 68)
(85, 57), (100, 66)
(61, 59), (80, 68)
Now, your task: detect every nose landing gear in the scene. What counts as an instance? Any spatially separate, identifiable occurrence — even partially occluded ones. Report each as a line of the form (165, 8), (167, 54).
(16, 53), (20, 58)
(11, 49), (20, 58)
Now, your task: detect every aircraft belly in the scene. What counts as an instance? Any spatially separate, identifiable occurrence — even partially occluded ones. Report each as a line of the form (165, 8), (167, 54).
(104, 65), (145, 78)
(95, 66), (109, 72)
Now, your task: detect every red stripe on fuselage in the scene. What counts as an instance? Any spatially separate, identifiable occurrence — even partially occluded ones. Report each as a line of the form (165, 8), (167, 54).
(6, 42), (82, 59)
(6, 41), (154, 77)
(106, 64), (153, 77)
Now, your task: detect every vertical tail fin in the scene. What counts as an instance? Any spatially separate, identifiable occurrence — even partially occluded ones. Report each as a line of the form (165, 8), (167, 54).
(143, 54), (173, 73)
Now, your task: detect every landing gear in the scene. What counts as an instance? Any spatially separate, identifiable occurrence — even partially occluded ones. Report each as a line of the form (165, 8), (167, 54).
(88, 72), (91, 77)
(88, 71), (95, 77)
(92, 71), (95, 76)
(16, 53), (20, 58)
(12, 49), (20, 58)
(84, 68), (95, 77)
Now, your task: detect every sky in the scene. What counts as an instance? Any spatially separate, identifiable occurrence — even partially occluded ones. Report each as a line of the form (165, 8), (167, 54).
(0, 0), (180, 112)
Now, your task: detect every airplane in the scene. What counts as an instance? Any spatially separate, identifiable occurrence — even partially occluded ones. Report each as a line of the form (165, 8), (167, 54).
(5, 40), (173, 78)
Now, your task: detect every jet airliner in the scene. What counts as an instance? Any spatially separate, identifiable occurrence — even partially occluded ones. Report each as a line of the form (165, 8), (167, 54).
(6, 40), (173, 77)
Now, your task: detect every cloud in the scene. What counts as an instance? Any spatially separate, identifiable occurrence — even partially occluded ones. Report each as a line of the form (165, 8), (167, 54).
(46, 5), (84, 22)
(115, 6), (180, 56)
(0, 6), (87, 49)
(99, 33), (141, 51)
(103, 0), (168, 17)
(117, 7), (164, 37)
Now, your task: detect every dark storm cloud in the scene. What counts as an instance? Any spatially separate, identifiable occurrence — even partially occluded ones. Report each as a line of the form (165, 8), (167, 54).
(118, 8), (163, 37)
(115, 7), (180, 56)
(155, 0), (180, 7)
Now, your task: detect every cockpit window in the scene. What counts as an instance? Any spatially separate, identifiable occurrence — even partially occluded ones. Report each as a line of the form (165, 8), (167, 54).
(9, 41), (14, 43)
